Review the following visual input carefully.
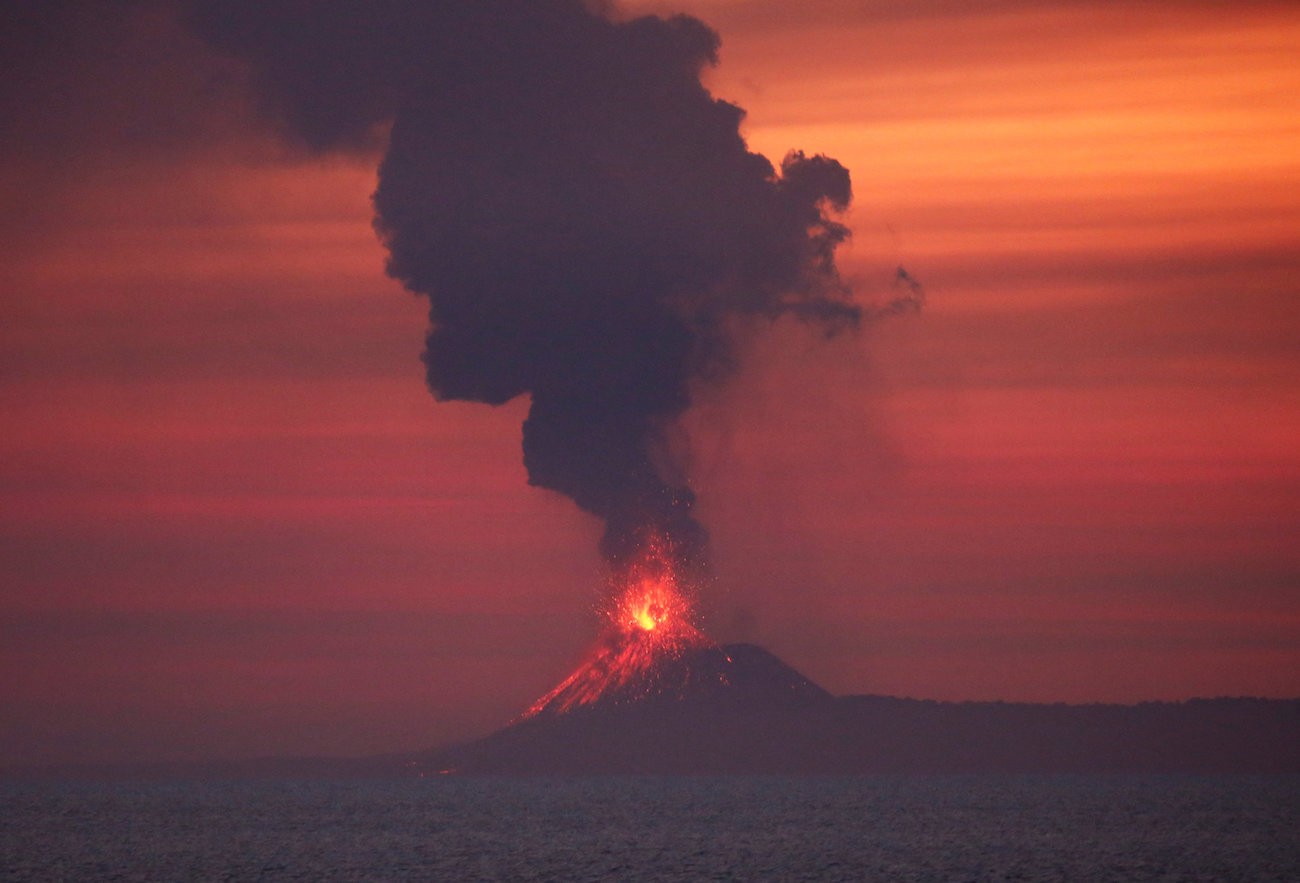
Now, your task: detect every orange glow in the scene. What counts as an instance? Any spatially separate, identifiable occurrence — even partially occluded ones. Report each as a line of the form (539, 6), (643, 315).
(609, 539), (698, 638)
(523, 537), (711, 717)
(4, 0), (1299, 769)
(634, 605), (659, 631)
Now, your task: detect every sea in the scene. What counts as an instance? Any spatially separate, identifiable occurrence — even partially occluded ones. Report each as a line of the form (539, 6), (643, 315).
(2, 776), (1297, 881)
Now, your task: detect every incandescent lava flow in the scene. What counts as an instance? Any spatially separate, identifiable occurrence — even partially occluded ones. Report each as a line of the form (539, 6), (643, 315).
(525, 537), (715, 718)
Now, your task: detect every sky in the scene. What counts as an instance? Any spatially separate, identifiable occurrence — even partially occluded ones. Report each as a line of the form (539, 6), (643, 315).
(2, 0), (1297, 768)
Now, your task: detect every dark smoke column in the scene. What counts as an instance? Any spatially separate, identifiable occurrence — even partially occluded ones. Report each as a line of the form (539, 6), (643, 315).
(186, 0), (861, 577)
(373, 2), (856, 575)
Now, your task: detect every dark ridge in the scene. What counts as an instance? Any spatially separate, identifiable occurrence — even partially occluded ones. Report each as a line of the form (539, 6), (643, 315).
(7, 644), (1296, 779)
(527, 641), (832, 718)
(422, 644), (1300, 776)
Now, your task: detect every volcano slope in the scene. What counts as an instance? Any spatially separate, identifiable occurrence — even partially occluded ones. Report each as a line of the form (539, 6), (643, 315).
(420, 641), (1299, 775)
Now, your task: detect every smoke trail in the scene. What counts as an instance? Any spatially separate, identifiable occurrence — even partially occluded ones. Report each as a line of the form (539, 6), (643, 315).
(186, 0), (860, 575)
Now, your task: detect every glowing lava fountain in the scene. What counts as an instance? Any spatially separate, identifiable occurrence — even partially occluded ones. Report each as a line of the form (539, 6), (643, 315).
(525, 541), (713, 718)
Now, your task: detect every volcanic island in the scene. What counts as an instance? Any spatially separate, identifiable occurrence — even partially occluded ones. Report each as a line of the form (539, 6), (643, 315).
(410, 547), (1299, 777)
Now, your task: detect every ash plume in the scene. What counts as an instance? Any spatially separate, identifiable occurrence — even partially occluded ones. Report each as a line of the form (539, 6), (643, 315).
(185, 0), (862, 575)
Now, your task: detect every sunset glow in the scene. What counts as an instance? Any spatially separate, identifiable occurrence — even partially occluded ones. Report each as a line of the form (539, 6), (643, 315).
(0, 0), (1297, 768)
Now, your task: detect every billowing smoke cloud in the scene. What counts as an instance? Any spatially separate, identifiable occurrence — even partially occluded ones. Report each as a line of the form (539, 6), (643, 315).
(186, 0), (875, 575)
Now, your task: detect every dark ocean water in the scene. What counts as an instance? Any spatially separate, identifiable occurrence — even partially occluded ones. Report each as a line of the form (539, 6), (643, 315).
(2, 776), (1297, 881)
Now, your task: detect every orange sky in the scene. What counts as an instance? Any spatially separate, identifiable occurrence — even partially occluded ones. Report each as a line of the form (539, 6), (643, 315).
(1, 0), (1297, 766)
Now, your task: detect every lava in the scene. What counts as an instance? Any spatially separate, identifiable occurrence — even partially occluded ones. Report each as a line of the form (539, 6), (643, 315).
(609, 544), (698, 642)
(523, 538), (712, 718)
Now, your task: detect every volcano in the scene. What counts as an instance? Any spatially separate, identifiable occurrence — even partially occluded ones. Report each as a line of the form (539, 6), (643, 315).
(429, 640), (838, 775)
(411, 545), (1296, 775)
(417, 638), (1299, 776)
(525, 633), (830, 718)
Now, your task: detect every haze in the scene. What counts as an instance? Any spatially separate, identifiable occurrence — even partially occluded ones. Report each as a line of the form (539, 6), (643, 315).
(1, 0), (1297, 768)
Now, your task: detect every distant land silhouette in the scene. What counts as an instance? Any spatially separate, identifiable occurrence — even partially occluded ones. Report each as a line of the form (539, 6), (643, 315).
(423, 643), (1299, 776)
(10, 644), (1298, 779)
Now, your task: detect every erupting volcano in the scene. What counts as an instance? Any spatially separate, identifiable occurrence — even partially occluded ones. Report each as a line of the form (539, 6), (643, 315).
(527, 539), (713, 717)
(170, 2), (1300, 781)
(186, 0), (918, 754)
